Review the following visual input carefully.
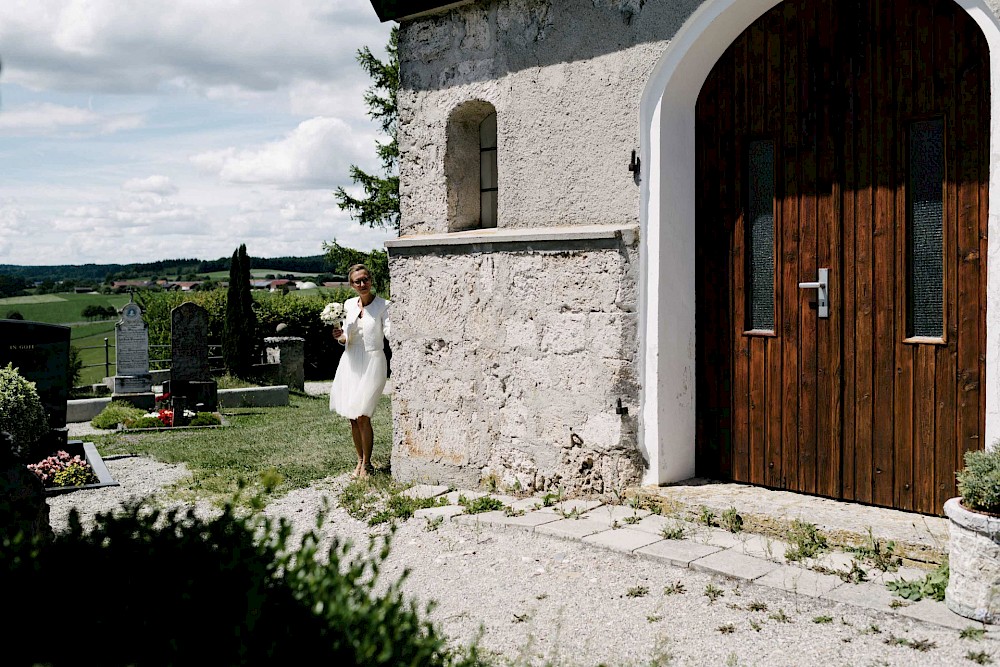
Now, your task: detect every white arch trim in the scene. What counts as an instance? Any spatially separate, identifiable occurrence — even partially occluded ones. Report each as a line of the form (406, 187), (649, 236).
(638, 0), (1000, 485)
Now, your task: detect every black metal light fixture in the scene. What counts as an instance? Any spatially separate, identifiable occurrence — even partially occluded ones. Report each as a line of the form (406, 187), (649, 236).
(628, 149), (641, 175)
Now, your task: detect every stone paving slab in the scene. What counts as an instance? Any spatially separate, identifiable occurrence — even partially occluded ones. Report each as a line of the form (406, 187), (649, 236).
(582, 505), (651, 527)
(582, 528), (663, 553)
(401, 484), (450, 500)
(554, 499), (605, 514)
(692, 527), (746, 550)
(809, 551), (857, 572)
(414, 505), (466, 521)
(508, 497), (549, 512)
(896, 598), (981, 631)
(755, 565), (844, 598)
(445, 490), (486, 504)
(536, 518), (610, 540)
(454, 510), (561, 530)
(635, 539), (722, 567)
(736, 534), (788, 561)
(821, 580), (900, 613)
(631, 514), (680, 536)
(689, 549), (780, 581)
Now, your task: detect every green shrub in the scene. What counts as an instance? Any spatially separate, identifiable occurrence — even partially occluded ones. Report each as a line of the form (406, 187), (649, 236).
(957, 449), (1000, 513)
(90, 400), (147, 430)
(52, 463), (98, 487)
(0, 500), (483, 666)
(886, 559), (949, 602)
(0, 363), (49, 457)
(125, 416), (164, 429)
(189, 412), (221, 427)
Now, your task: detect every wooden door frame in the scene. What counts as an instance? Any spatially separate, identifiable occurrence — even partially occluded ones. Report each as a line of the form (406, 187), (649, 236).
(637, 0), (1000, 487)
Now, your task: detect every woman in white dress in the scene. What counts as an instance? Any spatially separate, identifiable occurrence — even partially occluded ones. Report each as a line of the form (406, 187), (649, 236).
(330, 264), (390, 478)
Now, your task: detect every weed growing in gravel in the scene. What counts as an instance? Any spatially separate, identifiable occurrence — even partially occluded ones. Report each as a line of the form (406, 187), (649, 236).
(967, 650), (994, 665)
(861, 623), (881, 635)
(699, 506), (717, 527)
(626, 585), (649, 598)
(848, 527), (902, 572)
(889, 599), (911, 609)
(721, 507), (743, 533)
(718, 624), (736, 634)
(511, 613), (530, 623)
(622, 514), (642, 525)
(768, 608), (791, 623)
(812, 615), (833, 624)
(647, 614), (662, 623)
(783, 520), (828, 562)
(660, 522), (686, 540)
(749, 619), (762, 632)
(460, 495), (507, 515)
(424, 516), (444, 531)
(339, 476), (449, 526)
(704, 583), (724, 603)
(725, 653), (740, 667)
(559, 506), (584, 520)
(535, 593), (548, 601)
(834, 560), (869, 584)
(504, 506), (525, 517)
(884, 635), (937, 652)
(886, 559), (949, 602)
(962, 626), (987, 641)
(747, 600), (768, 612)
(663, 581), (686, 595)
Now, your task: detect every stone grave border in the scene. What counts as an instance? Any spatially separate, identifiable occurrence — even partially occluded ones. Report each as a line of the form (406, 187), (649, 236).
(43, 440), (120, 496)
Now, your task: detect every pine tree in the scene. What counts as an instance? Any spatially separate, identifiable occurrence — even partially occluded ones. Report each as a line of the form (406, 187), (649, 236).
(334, 27), (399, 232)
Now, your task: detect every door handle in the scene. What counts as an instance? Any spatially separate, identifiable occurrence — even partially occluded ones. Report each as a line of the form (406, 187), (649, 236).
(798, 268), (829, 318)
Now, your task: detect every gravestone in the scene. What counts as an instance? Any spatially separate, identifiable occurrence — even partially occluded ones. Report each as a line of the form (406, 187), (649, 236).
(0, 319), (70, 450)
(163, 302), (218, 413)
(111, 298), (154, 410)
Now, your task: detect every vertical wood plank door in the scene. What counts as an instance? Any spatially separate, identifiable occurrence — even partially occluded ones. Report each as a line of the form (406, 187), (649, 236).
(694, 0), (989, 515)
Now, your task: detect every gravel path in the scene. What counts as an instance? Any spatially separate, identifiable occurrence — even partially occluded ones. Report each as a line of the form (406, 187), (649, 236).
(47, 456), (998, 667)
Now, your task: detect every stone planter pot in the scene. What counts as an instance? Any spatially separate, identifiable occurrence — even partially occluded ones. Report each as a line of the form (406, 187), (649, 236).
(945, 496), (1000, 623)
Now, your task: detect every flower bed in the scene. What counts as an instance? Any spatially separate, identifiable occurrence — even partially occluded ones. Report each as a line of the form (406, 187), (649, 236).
(29, 440), (119, 496)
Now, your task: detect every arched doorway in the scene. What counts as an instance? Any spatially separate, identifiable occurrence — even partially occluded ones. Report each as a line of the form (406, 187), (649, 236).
(692, 0), (989, 514)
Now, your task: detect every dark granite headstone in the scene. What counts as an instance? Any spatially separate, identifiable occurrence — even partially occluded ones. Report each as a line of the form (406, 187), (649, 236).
(164, 303), (217, 412)
(0, 320), (70, 431)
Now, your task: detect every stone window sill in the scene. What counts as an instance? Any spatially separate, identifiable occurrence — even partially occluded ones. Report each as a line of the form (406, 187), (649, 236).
(385, 224), (639, 249)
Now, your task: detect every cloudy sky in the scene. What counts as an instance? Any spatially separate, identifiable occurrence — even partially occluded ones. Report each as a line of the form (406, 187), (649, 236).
(0, 0), (394, 266)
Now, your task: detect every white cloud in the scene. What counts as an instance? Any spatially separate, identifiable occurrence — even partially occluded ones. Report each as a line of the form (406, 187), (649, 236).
(191, 116), (377, 188)
(122, 175), (179, 196)
(2, 0), (390, 97)
(0, 102), (143, 136)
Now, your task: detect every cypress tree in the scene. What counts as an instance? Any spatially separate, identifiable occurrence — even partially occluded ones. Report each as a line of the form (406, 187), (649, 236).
(222, 244), (258, 378)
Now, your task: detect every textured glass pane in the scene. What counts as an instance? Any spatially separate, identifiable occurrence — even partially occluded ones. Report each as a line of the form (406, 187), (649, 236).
(481, 148), (497, 190)
(909, 119), (944, 338)
(748, 140), (775, 330)
(480, 190), (497, 228)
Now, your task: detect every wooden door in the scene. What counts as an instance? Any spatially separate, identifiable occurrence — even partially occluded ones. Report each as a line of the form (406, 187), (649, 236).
(695, 0), (989, 515)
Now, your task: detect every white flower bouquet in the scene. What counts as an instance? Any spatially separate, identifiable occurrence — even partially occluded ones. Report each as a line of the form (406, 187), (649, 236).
(320, 302), (345, 328)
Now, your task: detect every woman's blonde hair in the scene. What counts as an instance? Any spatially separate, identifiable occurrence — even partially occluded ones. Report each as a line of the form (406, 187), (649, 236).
(347, 264), (371, 283)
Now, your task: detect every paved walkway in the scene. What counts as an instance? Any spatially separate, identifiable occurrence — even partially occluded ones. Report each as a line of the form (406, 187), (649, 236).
(401, 484), (987, 636)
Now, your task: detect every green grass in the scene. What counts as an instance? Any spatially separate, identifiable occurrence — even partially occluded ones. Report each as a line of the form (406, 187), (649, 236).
(90, 392), (391, 506)
(1, 292), (130, 324)
(73, 323), (118, 385)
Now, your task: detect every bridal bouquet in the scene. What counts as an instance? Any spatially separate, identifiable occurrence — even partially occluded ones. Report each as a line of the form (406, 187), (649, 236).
(320, 302), (345, 328)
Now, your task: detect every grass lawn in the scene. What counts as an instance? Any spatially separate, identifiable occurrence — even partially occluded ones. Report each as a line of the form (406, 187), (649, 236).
(89, 392), (392, 506)
(73, 324), (118, 385)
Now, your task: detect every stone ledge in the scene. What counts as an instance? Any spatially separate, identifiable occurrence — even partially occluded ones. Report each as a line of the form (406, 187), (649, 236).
(385, 223), (639, 249)
(67, 385), (290, 422)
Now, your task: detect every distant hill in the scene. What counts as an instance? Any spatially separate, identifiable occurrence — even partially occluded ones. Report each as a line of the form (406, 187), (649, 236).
(0, 255), (332, 284)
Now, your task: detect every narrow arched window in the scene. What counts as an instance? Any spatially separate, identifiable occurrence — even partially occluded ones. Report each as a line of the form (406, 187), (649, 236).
(479, 112), (498, 228)
(446, 100), (498, 231)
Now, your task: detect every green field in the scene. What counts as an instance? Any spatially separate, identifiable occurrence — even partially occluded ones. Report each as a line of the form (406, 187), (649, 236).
(1, 292), (131, 386)
(0, 292), (130, 324)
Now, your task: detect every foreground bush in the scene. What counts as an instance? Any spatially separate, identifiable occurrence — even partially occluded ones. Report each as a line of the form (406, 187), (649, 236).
(0, 499), (483, 666)
(957, 448), (1000, 513)
(0, 363), (49, 458)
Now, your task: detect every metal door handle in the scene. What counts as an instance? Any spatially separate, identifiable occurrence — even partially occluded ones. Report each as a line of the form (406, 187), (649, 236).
(798, 268), (829, 318)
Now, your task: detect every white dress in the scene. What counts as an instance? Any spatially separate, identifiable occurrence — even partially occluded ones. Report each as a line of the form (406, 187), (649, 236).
(329, 296), (390, 419)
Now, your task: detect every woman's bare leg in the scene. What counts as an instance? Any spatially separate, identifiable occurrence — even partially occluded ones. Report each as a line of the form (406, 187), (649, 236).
(349, 418), (364, 477)
(357, 415), (374, 476)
